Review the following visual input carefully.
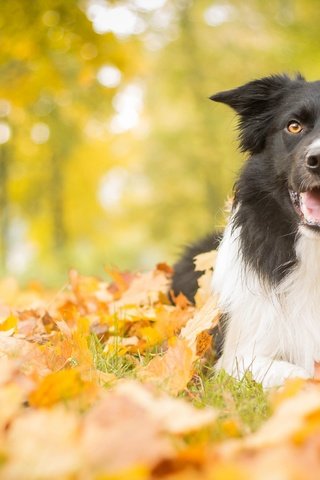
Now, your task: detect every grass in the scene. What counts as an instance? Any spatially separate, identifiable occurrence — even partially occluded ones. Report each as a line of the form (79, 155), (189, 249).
(186, 367), (271, 440)
(89, 333), (271, 441)
(89, 333), (137, 378)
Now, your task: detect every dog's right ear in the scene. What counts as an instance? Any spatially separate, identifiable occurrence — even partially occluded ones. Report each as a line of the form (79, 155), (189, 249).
(210, 74), (305, 152)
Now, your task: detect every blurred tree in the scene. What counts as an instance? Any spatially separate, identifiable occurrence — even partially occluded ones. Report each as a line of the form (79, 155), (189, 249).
(1, 0), (320, 283)
(0, 0), (145, 281)
(141, 0), (320, 256)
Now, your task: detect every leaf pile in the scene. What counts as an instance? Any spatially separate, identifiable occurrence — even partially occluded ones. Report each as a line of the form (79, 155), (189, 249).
(0, 261), (319, 479)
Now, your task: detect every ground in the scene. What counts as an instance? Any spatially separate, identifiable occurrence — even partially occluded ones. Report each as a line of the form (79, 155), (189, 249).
(0, 254), (319, 479)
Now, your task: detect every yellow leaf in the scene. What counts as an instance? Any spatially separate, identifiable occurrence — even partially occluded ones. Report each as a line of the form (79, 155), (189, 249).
(292, 408), (320, 445)
(209, 463), (248, 480)
(243, 387), (320, 449)
(138, 338), (193, 395)
(0, 383), (23, 430)
(140, 326), (163, 347)
(29, 369), (95, 407)
(271, 377), (305, 409)
(221, 419), (241, 438)
(96, 465), (149, 480)
(0, 314), (18, 333)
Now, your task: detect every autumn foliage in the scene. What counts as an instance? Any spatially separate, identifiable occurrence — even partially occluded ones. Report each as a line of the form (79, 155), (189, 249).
(0, 255), (318, 480)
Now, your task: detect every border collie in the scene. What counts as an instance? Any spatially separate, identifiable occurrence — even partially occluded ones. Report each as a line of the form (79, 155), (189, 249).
(172, 73), (320, 388)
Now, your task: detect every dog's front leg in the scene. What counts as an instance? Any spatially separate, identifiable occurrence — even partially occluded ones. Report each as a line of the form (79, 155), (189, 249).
(216, 354), (311, 388)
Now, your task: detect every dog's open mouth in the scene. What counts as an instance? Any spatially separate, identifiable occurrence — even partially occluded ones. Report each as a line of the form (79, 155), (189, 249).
(289, 188), (320, 227)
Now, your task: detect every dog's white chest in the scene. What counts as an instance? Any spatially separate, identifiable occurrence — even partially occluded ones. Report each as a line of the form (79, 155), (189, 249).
(212, 223), (320, 374)
(278, 232), (320, 365)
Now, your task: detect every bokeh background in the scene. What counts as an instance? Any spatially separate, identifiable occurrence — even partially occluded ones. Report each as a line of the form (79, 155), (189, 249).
(1, 0), (320, 285)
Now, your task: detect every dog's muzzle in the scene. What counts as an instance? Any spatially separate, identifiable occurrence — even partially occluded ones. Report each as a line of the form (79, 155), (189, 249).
(289, 188), (320, 228)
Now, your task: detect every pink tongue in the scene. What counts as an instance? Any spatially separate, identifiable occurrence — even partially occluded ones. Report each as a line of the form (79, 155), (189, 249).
(301, 190), (320, 222)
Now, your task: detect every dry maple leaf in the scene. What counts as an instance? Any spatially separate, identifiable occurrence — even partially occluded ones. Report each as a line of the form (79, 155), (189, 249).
(138, 338), (194, 395)
(170, 291), (192, 309)
(2, 407), (82, 479)
(110, 268), (170, 310)
(218, 384), (320, 456)
(51, 317), (94, 377)
(196, 330), (213, 358)
(145, 304), (194, 346)
(105, 267), (136, 300)
(115, 381), (217, 434)
(28, 369), (97, 408)
(81, 389), (173, 473)
(69, 269), (113, 313)
(180, 295), (220, 360)
(0, 383), (23, 433)
(194, 250), (217, 272)
(194, 269), (215, 307)
(0, 333), (49, 379)
(156, 262), (173, 275)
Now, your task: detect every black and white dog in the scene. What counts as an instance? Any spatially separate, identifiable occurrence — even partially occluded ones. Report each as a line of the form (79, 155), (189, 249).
(172, 73), (320, 387)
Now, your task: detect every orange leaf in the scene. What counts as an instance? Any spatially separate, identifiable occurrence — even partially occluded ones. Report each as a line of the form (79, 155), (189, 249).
(170, 291), (191, 309)
(29, 369), (96, 407)
(196, 330), (213, 357)
(156, 263), (173, 275)
(139, 338), (193, 395)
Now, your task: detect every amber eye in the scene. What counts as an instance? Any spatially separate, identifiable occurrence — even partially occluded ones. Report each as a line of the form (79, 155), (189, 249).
(287, 121), (303, 134)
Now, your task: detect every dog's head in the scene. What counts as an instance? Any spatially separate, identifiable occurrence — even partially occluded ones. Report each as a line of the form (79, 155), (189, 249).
(211, 74), (320, 235)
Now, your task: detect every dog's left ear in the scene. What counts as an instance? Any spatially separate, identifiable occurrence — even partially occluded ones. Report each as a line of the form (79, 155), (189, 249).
(210, 74), (305, 152)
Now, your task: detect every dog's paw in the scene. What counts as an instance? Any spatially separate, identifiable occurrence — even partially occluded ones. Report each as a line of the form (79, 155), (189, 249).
(218, 355), (311, 388)
(258, 362), (310, 388)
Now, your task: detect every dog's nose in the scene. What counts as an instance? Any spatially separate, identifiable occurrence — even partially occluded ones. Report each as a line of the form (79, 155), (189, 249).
(306, 153), (320, 174)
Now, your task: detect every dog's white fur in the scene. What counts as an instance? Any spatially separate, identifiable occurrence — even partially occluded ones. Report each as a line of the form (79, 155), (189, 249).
(212, 215), (320, 387)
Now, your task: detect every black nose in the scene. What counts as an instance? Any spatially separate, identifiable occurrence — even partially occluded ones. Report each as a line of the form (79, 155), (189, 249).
(306, 154), (320, 173)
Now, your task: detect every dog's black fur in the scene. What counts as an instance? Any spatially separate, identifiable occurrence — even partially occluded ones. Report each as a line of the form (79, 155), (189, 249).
(171, 233), (221, 302)
(172, 72), (320, 300)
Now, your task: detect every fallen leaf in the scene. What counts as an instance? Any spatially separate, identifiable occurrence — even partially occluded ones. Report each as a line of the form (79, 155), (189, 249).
(244, 387), (320, 449)
(170, 291), (192, 309)
(115, 381), (217, 434)
(194, 269), (214, 307)
(0, 383), (23, 432)
(180, 295), (220, 359)
(111, 269), (170, 310)
(81, 388), (173, 473)
(29, 369), (97, 407)
(0, 314), (18, 333)
(156, 263), (173, 275)
(138, 338), (193, 395)
(195, 330), (213, 357)
(194, 250), (217, 272)
(3, 407), (82, 479)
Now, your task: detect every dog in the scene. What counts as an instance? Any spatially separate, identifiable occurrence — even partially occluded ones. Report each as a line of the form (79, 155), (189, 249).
(172, 73), (320, 388)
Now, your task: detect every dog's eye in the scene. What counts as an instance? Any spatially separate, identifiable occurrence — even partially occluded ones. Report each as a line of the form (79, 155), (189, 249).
(287, 121), (303, 134)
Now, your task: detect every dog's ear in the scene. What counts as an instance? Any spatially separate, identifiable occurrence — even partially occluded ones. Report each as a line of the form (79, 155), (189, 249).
(210, 74), (305, 152)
